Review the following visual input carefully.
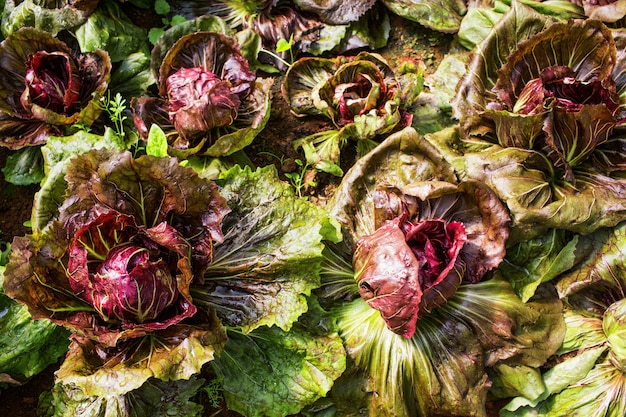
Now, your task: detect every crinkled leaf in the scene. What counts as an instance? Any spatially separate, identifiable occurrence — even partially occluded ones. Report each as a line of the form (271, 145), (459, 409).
(1, 0), (98, 37)
(32, 128), (127, 234)
(56, 314), (227, 397)
(158, 31), (253, 96)
(201, 77), (273, 158)
(75, 0), (149, 63)
(58, 150), (229, 249)
(5, 149), (230, 347)
(211, 298), (346, 417)
(380, 0), (467, 33)
(293, 0), (377, 24)
(38, 376), (205, 417)
(1, 145), (44, 185)
(194, 165), (341, 332)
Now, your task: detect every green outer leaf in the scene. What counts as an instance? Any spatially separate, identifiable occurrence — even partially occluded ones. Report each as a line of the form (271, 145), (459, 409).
(306, 25), (348, 57)
(212, 299), (346, 417)
(32, 128), (126, 234)
(556, 222), (626, 299)
(1, 0), (96, 37)
(380, 0), (467, 33)
(603, 298), (626, 365)
(457, 0), (583, 51)
(56, 322), (227, 397)
(489, 364), (546, 400)
(500, 230), (588, 302)
(295, 129), (346, 176)
(501, 345), (607, 414)
(196, 165), (341, 332)
(507, 355), (626, 417)
(558, 309), (606, 354)
(235, 29), (277, 74)
(145, 124), (169, 157)
(38, 377), (205, 417)
(1, 146), (44, 186)
(457, 7), (502, 50)
(75, 0), (149, 63)
(109, 52), (155, 98)
(0, 291), (68, 382)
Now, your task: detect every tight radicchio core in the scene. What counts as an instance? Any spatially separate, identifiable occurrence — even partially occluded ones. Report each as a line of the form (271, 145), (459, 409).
(352, 182), (509, 338)
(68, 212), (196, 328)
(353, 215), (467, 338)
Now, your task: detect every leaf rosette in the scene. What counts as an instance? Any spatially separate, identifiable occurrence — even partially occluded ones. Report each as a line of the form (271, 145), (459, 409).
(283, 52), (424, 175)
(441, 2), (626, 238)
(132, 31), (272, 158)
(318, 127), (564, 416)
(0, 27), (111, 149)
(3, 149), (230, 395)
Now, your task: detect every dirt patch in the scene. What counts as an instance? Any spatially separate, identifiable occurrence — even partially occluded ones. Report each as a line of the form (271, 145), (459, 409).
(0, 149), (39, 243)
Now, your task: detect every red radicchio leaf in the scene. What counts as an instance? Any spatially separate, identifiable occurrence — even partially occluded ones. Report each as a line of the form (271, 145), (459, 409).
(402, 218), (467, 290)
(353, 218), (422, 338)
(515, 65), (619, 115)
(353, 215), (467, 338)
(22, 51), (81, 115)
(67, 212), (196, 329)
(167, 66), (241, 138)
